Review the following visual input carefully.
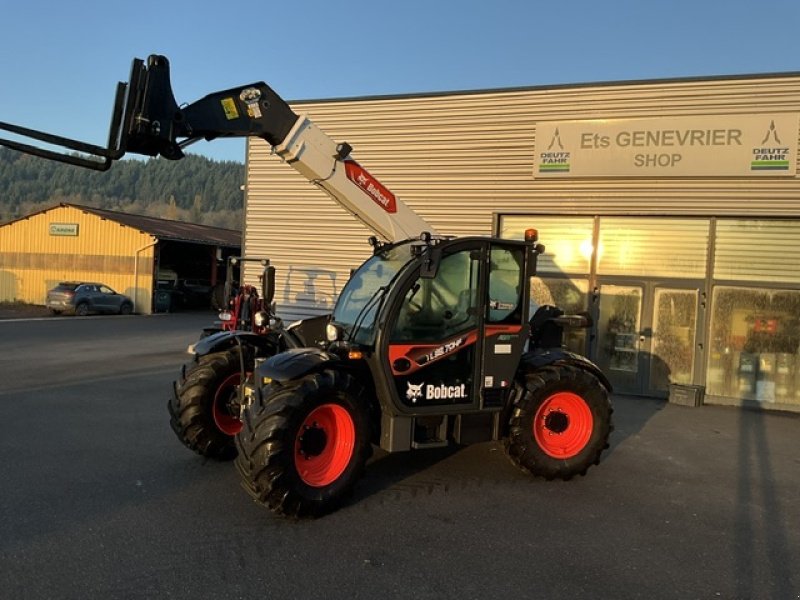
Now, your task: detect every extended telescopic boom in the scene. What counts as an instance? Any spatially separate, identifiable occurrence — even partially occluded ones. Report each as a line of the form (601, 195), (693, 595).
(0, 55), (435, 242)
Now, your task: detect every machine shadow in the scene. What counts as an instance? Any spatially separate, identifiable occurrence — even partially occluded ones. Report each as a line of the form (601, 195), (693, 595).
(602, 351), (672, 457)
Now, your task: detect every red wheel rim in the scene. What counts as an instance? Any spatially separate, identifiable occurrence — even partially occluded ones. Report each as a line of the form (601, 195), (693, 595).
(533, 392), (593, 459)
(213, 372), (243, 436)
(295, 403), (356, 487)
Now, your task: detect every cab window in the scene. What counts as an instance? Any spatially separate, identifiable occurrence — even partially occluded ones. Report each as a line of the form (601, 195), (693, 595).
(391, 249), (480, 341)
(487, 247), (523, 323)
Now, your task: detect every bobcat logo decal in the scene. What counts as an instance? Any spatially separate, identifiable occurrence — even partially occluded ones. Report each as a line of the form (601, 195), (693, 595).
(406, 381), (424, 403)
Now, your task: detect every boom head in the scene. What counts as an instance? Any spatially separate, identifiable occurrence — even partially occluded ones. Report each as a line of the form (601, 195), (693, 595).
(0, 55), (298, 171)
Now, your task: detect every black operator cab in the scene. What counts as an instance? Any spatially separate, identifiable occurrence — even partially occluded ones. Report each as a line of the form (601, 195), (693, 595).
(322, 232), (541, 419)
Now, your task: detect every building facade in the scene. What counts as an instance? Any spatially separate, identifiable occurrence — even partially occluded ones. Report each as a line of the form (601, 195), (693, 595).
(243, 73), (800, 412)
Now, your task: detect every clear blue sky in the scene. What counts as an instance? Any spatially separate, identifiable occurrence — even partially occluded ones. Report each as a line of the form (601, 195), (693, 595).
(2, 0), (799, 163)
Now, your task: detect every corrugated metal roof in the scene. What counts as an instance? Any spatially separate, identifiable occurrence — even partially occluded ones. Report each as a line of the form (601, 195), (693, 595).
(3, 203), (242, 247)
(288, 70), (800, 106)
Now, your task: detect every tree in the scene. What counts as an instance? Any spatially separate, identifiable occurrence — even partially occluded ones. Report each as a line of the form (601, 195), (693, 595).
(0, 148), (244, 228)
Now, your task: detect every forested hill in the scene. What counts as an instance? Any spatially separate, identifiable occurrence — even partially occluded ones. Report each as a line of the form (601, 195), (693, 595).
(0, 147), (246, 229)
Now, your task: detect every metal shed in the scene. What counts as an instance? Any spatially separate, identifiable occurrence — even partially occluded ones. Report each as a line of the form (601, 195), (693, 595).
(0, 203), (241, 313)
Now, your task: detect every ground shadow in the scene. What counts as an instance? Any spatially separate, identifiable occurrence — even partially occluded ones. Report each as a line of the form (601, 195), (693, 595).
(734, 407), (798, 598)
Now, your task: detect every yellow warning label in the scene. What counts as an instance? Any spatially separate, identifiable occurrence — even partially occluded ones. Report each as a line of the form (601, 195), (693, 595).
(221, 98), (239, 120)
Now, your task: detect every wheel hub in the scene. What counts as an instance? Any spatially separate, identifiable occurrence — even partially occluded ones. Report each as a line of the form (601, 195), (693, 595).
(213, 372), (244, 436)
(544, 410), (569, 434)
(298, 423), (328, 458)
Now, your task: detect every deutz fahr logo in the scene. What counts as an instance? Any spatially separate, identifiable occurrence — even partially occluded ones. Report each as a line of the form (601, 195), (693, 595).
(538, 128), (570, 173)
(751, 121), (790, 171)
(344, 160), (397, 213)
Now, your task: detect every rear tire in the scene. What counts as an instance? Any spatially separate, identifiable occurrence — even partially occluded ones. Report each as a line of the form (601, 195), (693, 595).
(505, 364), (612, 480)
(168, 349), (246, 460)
(75, 302), (89, 317)
(235, 370), (372, 518)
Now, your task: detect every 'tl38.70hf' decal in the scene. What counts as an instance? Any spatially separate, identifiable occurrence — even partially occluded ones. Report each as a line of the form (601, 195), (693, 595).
(389, 325), (522, 376)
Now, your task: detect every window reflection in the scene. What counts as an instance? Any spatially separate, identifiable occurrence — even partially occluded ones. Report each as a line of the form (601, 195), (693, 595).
(530, 277), (589, 354)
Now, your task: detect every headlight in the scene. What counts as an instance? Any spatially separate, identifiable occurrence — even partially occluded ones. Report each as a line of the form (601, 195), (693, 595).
(326, 323), (341, 342)
(254, 311), (267, 327)
(218, 311), (232, 321)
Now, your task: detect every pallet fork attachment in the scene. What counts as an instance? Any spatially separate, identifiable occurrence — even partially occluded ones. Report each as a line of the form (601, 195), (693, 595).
(0, 58), (147, 171)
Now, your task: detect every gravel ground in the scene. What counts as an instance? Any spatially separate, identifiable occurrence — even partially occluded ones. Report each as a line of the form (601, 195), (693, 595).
(0, 303), (54, 320)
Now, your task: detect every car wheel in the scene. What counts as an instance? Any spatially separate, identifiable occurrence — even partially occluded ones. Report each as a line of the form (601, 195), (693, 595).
(75, 302), (90, 317)
(119, 302), (133, 315)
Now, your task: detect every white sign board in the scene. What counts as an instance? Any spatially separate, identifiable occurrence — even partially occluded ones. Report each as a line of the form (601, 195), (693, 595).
(534, 114), (799, 177)
(49, 222), (79, 236)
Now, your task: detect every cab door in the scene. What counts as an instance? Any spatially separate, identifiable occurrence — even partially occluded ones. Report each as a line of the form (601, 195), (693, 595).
(480, 244), (529, 407)
(383, 242), (486, 412)
(381, 240), (529, 413)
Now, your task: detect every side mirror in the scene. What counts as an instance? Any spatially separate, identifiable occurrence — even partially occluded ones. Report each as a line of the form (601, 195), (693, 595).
(419, 246), (442, 279)
(263, 265), (276, 307)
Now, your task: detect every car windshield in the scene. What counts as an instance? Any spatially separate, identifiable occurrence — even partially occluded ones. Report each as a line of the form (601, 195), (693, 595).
(332, 241), (415, 345)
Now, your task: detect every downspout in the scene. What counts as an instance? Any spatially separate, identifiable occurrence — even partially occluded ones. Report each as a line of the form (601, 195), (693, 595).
(134, 237), (158, 313)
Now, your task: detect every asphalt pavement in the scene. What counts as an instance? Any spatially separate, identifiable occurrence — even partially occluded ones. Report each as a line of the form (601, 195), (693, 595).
(0, 313), (798, 600)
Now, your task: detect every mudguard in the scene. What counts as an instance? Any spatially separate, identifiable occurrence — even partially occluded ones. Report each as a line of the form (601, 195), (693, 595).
(256, 347), (340, 384)
(190, 329), (281, 357)
(520, 348), (613, 392)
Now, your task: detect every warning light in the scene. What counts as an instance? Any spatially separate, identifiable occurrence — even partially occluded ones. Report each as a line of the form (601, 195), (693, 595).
(525, 228), (539, 242)
(348, 350), (364, 360)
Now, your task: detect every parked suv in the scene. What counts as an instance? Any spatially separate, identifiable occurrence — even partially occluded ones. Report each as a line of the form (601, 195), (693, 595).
(46, 282), (134, 316)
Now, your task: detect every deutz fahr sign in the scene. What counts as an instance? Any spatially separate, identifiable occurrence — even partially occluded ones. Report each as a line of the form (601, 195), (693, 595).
(534, 114), (799, 178)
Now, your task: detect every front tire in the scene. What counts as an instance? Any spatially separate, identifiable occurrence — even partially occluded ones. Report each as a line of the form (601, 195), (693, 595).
(505, 364), (612, 480)
(168, 349), (246, 460)
(235, 370), (372, 518)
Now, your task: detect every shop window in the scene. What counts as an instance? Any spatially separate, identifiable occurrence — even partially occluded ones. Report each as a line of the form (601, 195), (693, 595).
(714, 219), (800, 283)
(598, 217), (708, 278)
(707, 286), (800, 406)
(499, 215), (594, 275)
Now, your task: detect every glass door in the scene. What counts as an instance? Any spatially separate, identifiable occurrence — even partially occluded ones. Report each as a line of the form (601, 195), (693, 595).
(649, 287), (700, 395)
(595, 284), (644, 394)
(593, 283), (702, 396)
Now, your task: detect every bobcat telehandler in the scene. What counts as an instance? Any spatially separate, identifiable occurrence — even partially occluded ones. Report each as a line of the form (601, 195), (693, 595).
(0, 55), (613, 517)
